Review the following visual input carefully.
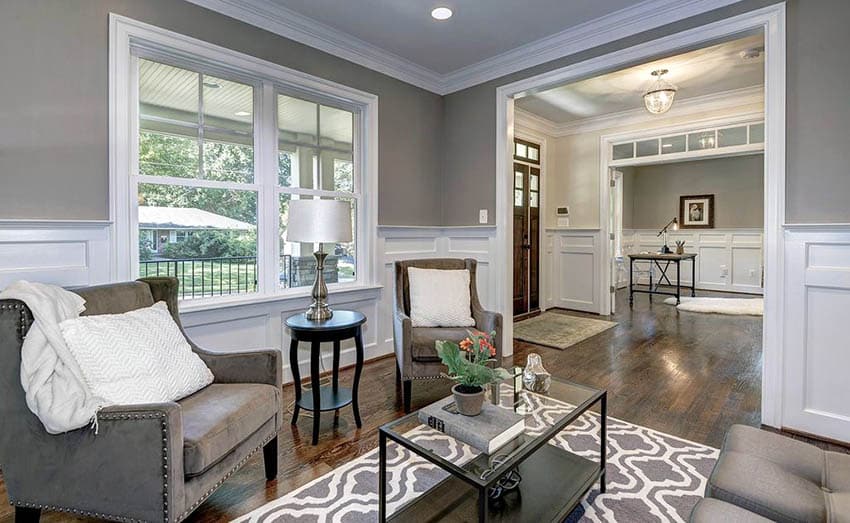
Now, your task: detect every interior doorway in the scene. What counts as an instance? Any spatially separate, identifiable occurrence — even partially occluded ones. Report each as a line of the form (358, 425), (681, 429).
(512, 138), (542, 319)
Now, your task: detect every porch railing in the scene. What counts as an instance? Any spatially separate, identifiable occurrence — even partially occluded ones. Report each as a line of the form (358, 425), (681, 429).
(139, 256), (264, 300)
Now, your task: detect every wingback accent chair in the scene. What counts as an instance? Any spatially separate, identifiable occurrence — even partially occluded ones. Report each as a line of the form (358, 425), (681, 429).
(0, 277), (282, 523)
(393, 258), (503, 413)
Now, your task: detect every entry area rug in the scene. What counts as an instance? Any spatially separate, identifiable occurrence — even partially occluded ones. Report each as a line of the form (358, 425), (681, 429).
(233, 408), (717, 522)
(513, 312), (617, 350)
(663, 296), (764, 316)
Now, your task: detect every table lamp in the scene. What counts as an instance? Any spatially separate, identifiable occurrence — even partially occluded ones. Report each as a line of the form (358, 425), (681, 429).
(286, 199), (352, 321)
(656, 217), (678, 254)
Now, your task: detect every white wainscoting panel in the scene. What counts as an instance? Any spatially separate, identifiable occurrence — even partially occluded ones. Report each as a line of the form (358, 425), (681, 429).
(623, 228), (763, 294)
(547, 229), (602, 313)
(377, 225), (499, 354)
(782, 225), (850, 443)
(0, 221), (112, 288)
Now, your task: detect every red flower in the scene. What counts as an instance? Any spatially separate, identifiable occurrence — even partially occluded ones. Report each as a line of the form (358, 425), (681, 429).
(459, 338), (473, 352)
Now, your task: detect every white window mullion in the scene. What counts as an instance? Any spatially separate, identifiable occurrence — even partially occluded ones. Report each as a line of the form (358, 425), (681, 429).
(258, 81), (279, 295)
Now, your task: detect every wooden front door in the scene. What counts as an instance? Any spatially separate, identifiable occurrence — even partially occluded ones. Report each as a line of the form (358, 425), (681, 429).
(513, 159), (540, 318)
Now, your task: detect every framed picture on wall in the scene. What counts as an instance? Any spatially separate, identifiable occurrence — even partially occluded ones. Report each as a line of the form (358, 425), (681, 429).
(679, 194), (714, 228)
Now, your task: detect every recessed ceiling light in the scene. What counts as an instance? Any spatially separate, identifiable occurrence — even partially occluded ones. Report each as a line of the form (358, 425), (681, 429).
(431, 7), (453, 20)
(203, 81), (221, 89)
(234, 111), (251, 117)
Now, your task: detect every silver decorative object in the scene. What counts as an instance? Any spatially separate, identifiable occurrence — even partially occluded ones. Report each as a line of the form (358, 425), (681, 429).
(522, 353), (551, 393)
(285, 199), (352, 321)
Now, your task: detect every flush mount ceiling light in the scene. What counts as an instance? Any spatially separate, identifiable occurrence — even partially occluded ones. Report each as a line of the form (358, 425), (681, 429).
(234, 111), (251, 117)
(643, 69), (677, 115)
(202, 81), (221, 89)
(431, 7), (453, 20)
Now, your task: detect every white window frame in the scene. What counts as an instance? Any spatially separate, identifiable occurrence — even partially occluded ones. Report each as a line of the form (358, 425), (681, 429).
(109, 15), (379, 310)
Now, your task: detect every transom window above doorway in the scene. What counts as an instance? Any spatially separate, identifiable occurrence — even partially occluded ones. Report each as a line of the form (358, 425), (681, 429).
(514, 138), (540, 164)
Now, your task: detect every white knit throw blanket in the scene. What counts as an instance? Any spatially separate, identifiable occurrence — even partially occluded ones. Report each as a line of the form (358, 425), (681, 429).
(0, 281), (103, 434)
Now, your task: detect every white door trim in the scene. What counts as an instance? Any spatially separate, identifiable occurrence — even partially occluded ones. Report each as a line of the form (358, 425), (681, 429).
(495, 3), (786, 428)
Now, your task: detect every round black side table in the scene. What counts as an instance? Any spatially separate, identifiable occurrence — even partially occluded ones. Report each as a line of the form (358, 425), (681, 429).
(285, 310), (366, 445)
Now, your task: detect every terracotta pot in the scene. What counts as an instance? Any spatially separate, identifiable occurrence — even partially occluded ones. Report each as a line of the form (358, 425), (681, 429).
(452, 384), (485, 416)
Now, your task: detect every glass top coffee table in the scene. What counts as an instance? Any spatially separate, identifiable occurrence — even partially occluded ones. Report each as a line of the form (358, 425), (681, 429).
(378, 371), (607, 522)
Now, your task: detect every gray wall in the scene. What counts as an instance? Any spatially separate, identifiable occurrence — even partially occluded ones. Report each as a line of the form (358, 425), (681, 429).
(0, 0), (443, 225)
(442, 0), (850, 225)
(624, 155), (764, 230)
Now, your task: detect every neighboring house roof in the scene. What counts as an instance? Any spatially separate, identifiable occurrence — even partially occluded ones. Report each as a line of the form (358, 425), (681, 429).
(138, 206), (255, 231)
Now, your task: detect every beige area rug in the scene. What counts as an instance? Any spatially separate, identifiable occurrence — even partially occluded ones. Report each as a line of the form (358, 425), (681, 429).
(663, 296), (764, 316)
(513, 312), (617, 350)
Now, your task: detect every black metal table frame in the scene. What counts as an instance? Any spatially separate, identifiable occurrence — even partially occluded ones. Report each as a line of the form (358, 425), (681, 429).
(378, 385), (607, 522)
(629, 256), (696, 305)
(287, 315), (365, 445)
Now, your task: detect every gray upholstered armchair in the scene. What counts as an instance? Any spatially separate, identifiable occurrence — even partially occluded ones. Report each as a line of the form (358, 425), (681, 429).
(393, 258), (503, 413)
(0, 277), (282, 522)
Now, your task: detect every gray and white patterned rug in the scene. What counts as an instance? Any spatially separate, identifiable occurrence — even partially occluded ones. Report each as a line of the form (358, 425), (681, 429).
(235, 398), (717, 523)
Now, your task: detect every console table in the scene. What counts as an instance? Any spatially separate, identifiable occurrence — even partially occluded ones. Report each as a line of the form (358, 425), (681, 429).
(286, 310), (366, 445)
(628, 252), (697, 305)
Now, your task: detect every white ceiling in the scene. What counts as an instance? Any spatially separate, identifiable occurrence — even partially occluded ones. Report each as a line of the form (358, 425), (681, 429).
(272, 0), (640, 74)
(515, 33), (765, 123)
(187, 0), (744, 94)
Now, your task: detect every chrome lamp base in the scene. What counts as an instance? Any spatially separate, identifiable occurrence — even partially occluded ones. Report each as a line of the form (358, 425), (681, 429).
(305, 248), (333, 321)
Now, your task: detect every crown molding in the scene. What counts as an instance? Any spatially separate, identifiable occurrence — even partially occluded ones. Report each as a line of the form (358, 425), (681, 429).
(183, 0), (444, 93)
(515, 85), (764, 137)
(186, 0), (745, 95)
(443, 0), (744, 93)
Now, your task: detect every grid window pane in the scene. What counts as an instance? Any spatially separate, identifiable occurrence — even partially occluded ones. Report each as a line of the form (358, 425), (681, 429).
(139, 59), (198, 126)
(528, 146), (539, 161)
(661, 135), (686, 154)
(529, 192), (539, 208)
(515, 171), (523, 189)
(749, 123), (765, 143)
(515, 143), (527, 158)
(320, 105), (353, 150)
(139, 131), (199, 178)
(636, 139), (659, 157)
(278, 95), (317, 145)
(514, 190), (523, 207)
(718, 126), (748, 147)
(612, 143), (634, 160)
(138, 183), (258, 299)
(688, 131), (716, 150)
(530, 174), (539, 191)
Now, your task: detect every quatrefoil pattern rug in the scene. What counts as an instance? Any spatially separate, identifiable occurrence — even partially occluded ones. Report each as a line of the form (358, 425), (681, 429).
(234, 397), (718, 522)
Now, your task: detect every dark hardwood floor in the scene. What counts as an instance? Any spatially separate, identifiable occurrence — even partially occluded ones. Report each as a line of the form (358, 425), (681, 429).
(0, 289), (841, 522)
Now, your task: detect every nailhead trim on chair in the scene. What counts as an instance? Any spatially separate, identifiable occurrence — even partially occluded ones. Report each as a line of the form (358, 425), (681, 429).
(175, 432), (277, 522)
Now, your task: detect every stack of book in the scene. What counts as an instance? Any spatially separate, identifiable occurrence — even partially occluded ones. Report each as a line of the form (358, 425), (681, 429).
(418, 396), (525, 454)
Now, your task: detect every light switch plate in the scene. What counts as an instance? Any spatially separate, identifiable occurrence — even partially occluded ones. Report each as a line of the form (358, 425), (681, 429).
(479, 209), (488, 223)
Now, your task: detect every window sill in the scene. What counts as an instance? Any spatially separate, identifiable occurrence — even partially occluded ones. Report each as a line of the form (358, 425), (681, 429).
(177, 283), (384, 314)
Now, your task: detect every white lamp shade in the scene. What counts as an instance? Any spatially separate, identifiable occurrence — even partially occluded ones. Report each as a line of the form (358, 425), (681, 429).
(286, 199), (352, 243)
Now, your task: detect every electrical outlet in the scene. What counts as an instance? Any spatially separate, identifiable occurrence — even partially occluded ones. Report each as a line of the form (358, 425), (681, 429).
(749, 269), (756, 278)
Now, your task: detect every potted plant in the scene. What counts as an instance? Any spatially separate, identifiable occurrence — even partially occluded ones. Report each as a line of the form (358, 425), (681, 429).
(436, 331), (512, 416)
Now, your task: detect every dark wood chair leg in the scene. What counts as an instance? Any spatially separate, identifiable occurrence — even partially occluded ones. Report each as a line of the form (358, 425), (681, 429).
(15, 507), (41, 523)
(403, 380), (412, 414)
(263, 436), (278, 481)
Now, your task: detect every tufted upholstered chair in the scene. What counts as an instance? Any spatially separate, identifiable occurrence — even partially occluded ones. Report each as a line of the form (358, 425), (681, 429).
(393, 258), (503, 413)
(0, 277), (282, 522)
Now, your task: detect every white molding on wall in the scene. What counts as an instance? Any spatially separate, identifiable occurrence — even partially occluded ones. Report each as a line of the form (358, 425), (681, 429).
(782, 225), (850, 443)
(547, 229), (603, 313)
(0, 221), (113, 289)
(515, 85), (764, 138)
(186, 0), (742, 95)
(624, 228), (764, 294)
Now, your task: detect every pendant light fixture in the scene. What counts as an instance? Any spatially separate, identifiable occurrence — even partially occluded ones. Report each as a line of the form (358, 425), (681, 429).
(643, 69), (677, 115)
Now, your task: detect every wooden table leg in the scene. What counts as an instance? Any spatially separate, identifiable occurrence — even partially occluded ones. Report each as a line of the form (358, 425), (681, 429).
(352, 326), (364, 428)
(692, 258), (697, 296)
(289, 338), (301, 425)
(310, 340), (321, 445)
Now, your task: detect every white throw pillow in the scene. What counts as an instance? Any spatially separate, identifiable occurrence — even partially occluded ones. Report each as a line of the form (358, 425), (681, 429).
(59, 301), (214, 406)
(407, 267), (475, 327)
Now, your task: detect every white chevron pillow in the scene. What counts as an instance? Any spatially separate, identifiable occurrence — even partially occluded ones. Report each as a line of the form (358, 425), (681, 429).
(407, 267), (475, 328)
(60, 301), (213, 406)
